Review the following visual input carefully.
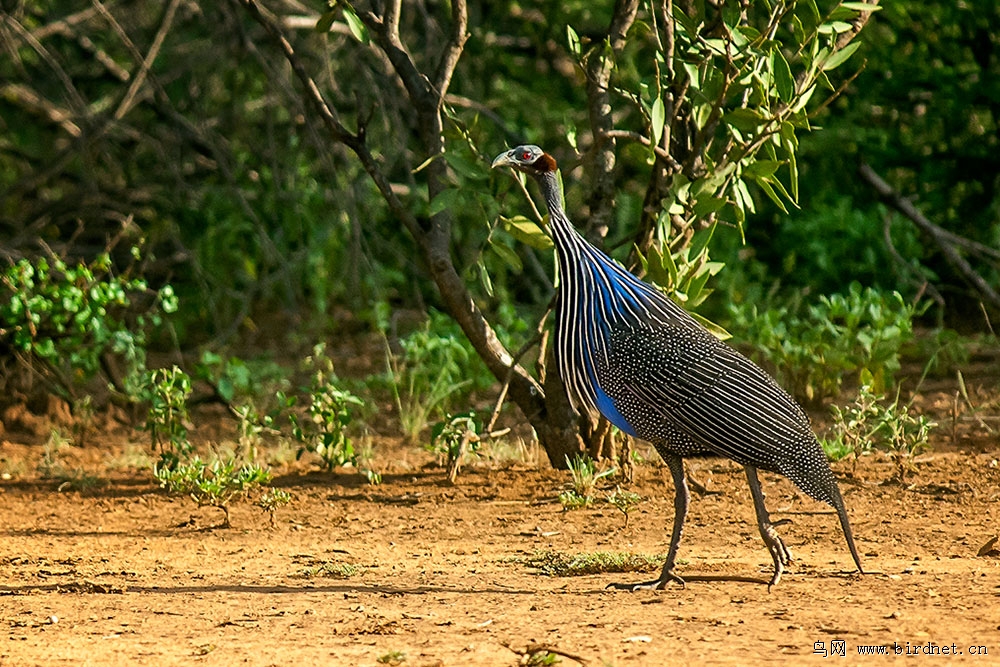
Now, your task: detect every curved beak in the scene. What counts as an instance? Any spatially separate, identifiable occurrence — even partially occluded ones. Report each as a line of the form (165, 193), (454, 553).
(491, 151), (513, 169)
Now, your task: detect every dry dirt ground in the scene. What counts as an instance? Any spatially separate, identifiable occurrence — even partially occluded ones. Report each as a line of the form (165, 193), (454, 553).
(1, 388), (999, 666)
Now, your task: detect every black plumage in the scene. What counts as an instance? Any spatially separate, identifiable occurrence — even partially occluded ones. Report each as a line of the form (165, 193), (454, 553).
(492, 145), (865, 588)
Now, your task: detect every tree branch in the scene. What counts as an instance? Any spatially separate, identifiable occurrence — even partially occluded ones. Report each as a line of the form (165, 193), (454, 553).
(432, 0), (468, 105)
(584, 0), (640, 241)
(859, 162), (1000, 311)
(233, 0), (547, 431)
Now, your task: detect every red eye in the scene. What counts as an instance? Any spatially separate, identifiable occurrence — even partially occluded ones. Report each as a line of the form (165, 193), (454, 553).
(521, 151), (531, 160)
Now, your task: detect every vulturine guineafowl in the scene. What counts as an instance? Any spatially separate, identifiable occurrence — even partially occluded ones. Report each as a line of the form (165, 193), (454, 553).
(492, 145), (865, 589)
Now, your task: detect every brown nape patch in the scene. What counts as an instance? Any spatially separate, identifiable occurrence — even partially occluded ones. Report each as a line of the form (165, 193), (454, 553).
(533, 152), (558, 172)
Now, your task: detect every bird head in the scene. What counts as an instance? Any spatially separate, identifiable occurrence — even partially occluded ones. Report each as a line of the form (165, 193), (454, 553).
(491, 145), (557, 175)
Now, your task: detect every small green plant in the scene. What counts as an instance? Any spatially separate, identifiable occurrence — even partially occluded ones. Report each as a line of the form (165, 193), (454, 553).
(429, 411), (481, 482)
(155, 456), (273, 527)
(356, 438), (382, 485)
(141, 366), (193, 470)
(516, 550), (663, 577)
(825, 378), (937, 484)
(606, 485), (642, 528)
(376, 649), (407, 665)
(0, 250), (176, 398)
(558, 489), (592, 510)
(256, 488), (292, 527)
(877, 395), (937, 485)
(291, 344), (364, 471)
(232, 402), (284, 461)
(825, 383), (881, 469)
(558, 455), (615, 510)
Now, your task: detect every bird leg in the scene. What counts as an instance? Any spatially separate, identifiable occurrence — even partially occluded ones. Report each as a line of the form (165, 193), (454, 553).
(745, 466), (792, 588)
(607, 453), (688, 591)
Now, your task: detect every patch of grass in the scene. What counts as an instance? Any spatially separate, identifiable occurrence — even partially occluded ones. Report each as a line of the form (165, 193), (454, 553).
(515, 550), (663, 577)
(299, 562), (360, 579)
(376, 649), (407, 665)
(525, 650), (561, 666)
(559, 455), (615, 510)
(36, 429), (107, 492)
(481, 437), (539, 469)
(106, 444), (155, 471)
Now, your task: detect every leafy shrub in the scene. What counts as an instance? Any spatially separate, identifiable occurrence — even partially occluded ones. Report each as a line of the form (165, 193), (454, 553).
(141, 366), (193, 470)
(290, 344), (364, 470)
(0, 251), (177, 397)
(429, 410), (481, 482)
(823, 378), (937, 484)
(194, 351), (290, 406)
(729, 282), (927, 403)
(155, 456), (274, 528)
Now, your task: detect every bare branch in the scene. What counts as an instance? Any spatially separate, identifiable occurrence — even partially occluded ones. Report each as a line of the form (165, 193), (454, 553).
(860, 163), (1000, 312)
(112, 0), (181, 120)
(432, 0), (468, 106)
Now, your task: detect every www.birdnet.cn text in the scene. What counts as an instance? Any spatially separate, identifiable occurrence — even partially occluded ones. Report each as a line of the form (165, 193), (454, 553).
(814, 640), (990, 657)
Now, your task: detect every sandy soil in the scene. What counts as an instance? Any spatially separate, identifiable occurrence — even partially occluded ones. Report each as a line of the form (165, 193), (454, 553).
(1, 388), (999, 666)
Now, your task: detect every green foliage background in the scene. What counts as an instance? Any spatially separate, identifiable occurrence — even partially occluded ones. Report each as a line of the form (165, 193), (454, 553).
(1, 0), (996, 379)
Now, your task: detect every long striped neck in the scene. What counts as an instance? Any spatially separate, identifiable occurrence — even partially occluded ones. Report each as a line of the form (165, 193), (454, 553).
(534, 170), (583, 251)
(530, 168), (703, 335)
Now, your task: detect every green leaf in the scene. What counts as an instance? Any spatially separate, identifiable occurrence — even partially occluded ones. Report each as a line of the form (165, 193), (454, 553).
(651, 95), (666, 147)
(489, 240), (523, 273)
(443, 151), (488, 181)
(790, 84), (816, 113)
(429, 188), (462, 216)
(692, 196), (726, 218)
(688, 224), (716, 259)
(477, 258), (494, 297)
(566, 25), (581, 57)
(840, 2), (882, 11)
(742, 160), (782, 179)
(821, 41), (862, 71)
(723, 108), (766, 132)
(502, 215), (553, 250)
(315, 10), (337, 33)
(772, 49), (795, 103)
(817, 21), (853, 35)
(751, 176), (789, 214)
(341, 6), (370, 44)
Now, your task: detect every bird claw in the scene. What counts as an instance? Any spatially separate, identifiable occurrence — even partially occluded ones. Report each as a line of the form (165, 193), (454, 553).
(759, 521), (792, 589)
